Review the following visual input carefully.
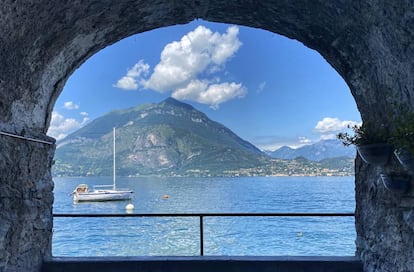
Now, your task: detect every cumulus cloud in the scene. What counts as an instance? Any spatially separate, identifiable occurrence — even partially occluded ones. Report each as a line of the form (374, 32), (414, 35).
(172, 80), (246, 109)
(63, 101), (79, 110)
(114, 25), (245, 108)
(47, 111), (89, 140)
(314, 117), (361, 142)
(314, 117), (359, 134)
(114, 76), (138, 90)
(143, 25), (242, 92)
(113, 60), (150, 90)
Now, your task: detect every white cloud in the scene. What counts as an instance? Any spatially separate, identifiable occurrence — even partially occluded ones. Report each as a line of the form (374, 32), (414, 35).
(63, 101), (79, 110)
(314, 117), (361, 143)
(114, 76), (138, 90)
(298, 136), (312, 145)
(314, 117), (359, 134)
(172, 80), (246, 109)
(319, 134), (337, 140)
(114, 25), (245, 108)
(127, 61), (150, 77)
(113, 60), (150, 90)
(143, 25), (242, 92)
(171, 79), (209, 100)
(80, 115), (90, 125)
(47, 111), (89, 140)
(211, 26), (242, 65)
(258, 81), (266, 92)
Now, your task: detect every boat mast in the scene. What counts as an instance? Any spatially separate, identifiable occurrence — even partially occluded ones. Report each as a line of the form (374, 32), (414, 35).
(113, 127), (116, 190)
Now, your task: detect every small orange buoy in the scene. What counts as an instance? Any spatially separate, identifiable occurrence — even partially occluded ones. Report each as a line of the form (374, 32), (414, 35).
(162, 194), (169, 199)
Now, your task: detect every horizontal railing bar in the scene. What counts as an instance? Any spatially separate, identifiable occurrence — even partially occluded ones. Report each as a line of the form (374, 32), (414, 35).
(0, 130), (54, 145)
(53, 212), (355, 218)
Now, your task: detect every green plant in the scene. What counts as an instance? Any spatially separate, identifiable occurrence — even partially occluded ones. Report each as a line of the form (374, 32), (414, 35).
(390, 109), (414, 154)
(337, 122), (389, 147)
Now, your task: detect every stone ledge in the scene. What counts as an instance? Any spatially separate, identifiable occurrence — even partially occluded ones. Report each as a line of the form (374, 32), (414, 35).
(42, 256), (363, 272)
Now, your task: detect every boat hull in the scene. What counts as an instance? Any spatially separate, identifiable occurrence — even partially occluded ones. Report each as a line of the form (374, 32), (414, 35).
(74, 190), (134, 202)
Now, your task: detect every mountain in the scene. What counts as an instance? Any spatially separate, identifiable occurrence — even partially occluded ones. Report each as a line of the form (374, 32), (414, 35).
(267, 139), (356, 161)
(53, 98), (269, 177)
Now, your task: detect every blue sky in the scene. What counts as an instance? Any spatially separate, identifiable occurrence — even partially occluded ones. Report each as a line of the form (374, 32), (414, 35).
(48, 20), (361, 151)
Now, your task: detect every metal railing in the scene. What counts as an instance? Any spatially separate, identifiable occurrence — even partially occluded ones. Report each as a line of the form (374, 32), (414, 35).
(53, 212), (355, 256)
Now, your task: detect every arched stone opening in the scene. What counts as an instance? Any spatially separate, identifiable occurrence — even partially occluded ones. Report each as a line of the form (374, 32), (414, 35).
(1, 1), (414, 271)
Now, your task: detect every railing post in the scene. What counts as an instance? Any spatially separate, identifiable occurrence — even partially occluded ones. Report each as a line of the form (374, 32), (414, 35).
(200, 215), (204, 256)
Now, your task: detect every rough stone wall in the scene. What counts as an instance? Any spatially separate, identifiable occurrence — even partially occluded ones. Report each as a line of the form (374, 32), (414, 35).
(355, 156), (414, 272)
(0, 0), (414, 271)
(0, 133), (55, 272)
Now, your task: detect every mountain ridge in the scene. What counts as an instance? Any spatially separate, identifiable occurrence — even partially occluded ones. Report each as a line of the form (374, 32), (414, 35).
(266, 139), (356, 161)
(53, 98), (354, 177)
(53, 98), (269, 177)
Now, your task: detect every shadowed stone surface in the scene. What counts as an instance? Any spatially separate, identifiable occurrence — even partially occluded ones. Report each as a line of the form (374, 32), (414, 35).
(1, 1), (414, 271)
(0, 133), (55, 272)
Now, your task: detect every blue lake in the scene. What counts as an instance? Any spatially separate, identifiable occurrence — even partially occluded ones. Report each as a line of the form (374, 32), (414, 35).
(52, 176), (356, 256)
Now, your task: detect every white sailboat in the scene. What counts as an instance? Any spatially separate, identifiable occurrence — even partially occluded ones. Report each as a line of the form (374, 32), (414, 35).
(72, 128), (134, 202)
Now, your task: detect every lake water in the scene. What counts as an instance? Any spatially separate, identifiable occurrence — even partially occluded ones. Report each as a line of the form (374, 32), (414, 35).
(52, 176), (356, 256)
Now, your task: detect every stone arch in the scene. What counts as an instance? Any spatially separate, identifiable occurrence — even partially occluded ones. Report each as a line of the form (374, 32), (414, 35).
(1, 1), (414, 271)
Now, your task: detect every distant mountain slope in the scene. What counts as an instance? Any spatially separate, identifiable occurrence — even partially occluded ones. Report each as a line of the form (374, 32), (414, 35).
(53, 98), (269, 177)
(267, 139), (356, 161)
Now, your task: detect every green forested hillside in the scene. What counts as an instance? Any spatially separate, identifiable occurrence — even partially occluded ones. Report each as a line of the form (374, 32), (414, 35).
(53, 98), (269, 177)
